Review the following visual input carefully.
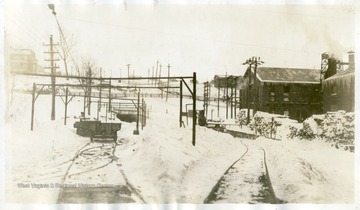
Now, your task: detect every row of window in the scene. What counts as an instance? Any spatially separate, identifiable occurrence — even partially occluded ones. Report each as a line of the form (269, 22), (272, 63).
(270, 92), (289, 102)
(11, 54), (36, 61)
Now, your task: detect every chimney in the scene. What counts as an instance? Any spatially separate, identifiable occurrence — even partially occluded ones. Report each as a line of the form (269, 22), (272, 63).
(348, 51), (355, 70)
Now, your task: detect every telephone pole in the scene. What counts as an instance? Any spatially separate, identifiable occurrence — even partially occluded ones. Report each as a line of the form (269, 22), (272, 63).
(44, 35), (59, 121)
(251, 57), (264, 115)
(243, 56), (264, 120)
(155, 61), (159, 86)
(127, 64), (131, 85)
(87, 67), (92, 115)
(166, 64), (170, 101)
(159, 64), (162, 86)
(152, 66), (154, 85)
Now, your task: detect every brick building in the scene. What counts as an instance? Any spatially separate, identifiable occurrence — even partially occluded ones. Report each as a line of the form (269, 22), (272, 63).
(10, 48), (39, 74)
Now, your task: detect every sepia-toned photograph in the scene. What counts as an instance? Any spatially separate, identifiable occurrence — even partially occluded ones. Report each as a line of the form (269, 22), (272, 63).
(0, 0), (358, 210)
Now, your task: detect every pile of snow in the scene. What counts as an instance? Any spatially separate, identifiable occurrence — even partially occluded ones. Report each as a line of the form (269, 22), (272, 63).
(248, 111), (298, 140)
(115, 98), (249, 203)
(319, 111), (354, 145)
(3, 89), (356, 206)
(257, 137), (354, 203)
(288, 111), (354, 147)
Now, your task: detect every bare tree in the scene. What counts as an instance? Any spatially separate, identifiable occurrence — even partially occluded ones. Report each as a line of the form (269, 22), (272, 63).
(56, 28), (77, 78)
(78, 57), (99, 115)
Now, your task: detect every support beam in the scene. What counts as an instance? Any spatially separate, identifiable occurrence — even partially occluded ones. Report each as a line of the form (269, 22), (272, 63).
(181, 78), (193, 96)
(134, 91), (140, 135)
(234, 88), (237, 118)
(87, 67), (92, 115)
(108, 79), (112, 112)
(31, 83), (36, 131)
(12, 72), (193, 81)
(192, 72), (196, 146)
(180, 80), (183, 127)
(64, 87), (68, 125)
(231, 86), (233, 119)
(141, 98), (144, 130)
(166, 64), (170, 102)
(217, 87), (220, 117)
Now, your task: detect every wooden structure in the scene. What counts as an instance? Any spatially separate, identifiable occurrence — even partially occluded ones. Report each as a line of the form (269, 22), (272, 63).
(322, 52), (355, 112)
(241, 67), (322, 122)
(73, 119), (121, 141)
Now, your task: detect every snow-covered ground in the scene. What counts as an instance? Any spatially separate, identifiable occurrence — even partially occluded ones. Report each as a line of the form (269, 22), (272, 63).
(1, 86), (358, 209)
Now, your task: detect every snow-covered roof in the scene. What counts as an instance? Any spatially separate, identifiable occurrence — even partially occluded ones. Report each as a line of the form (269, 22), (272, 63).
(323, 67), (354, 82)
(255, 67), (321, 84)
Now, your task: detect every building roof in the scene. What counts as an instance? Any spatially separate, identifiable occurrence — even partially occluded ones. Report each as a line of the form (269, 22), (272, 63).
(323, 67), (354, 82)
(255, 67), (321, 84)
(10, 48), (35, 55)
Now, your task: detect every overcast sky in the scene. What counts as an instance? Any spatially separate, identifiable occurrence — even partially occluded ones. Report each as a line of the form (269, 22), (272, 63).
(3, 0), (358, 82)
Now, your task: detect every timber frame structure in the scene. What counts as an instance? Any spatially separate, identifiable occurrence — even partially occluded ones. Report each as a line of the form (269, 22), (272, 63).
(14, 72), (198, 146)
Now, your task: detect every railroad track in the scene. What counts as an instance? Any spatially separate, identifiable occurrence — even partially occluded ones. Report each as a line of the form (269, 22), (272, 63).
(50, 140), (146, 204)
(204, 142), (279, 204)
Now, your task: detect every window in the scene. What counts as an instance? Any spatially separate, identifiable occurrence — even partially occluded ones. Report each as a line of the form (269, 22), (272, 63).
(283, 85), (290, 102)
(270, 86), (275, 102)
(283, 93), (289, 102)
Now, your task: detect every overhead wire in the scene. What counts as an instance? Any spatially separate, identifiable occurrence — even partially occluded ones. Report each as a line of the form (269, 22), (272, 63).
(56, 14), (328, 56)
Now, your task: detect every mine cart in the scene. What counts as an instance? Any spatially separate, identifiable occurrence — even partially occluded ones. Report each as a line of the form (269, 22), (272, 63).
(73, 119), (101, 137)
(90, 123), (122, 141)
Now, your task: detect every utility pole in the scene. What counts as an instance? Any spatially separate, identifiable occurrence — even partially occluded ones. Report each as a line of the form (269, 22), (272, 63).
(217, 86), (220, 117)
(166, 64), (170, 101)
(159, 64), (162, 98)
(159, 64), (162, 86)
(243, 56), (264, 120)
(127, 64), (131, 85)
(225, 73), (228, 119)
(243, 59), (252, 124)
(155, 61), (159, 86)
(152, 66), (154, 85)
(44, 35), (59, 121)
(251, 57), (264, 116)
(87, 67), (92, 115)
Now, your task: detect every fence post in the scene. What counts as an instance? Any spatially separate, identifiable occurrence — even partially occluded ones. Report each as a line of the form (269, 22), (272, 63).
(133, 92), (140, 135)
(31, 83), (36, 131)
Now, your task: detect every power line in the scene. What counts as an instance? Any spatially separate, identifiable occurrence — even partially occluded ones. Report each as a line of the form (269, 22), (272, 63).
(57, 14), (325, 55)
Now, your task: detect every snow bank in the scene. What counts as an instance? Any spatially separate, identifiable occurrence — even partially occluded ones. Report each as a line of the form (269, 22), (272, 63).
(116, 98), (248, 203)
(248, 111), (298, 140)
(288, 111), (355, 148)
(257, 137), (354, 203)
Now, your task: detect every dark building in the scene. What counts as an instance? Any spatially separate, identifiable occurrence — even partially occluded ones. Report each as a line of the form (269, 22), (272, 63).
(213, 75), (241, 88)
(240, 67), (322, 122)
(322, 52), (355, 112)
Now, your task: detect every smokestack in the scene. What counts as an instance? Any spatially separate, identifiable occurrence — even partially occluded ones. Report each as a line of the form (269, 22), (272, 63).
(348, 51), (355, 70)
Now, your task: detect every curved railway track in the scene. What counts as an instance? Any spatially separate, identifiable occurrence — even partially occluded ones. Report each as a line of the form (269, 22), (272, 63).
(204, 142), (279, 204)
(53, 141), (146, 204)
